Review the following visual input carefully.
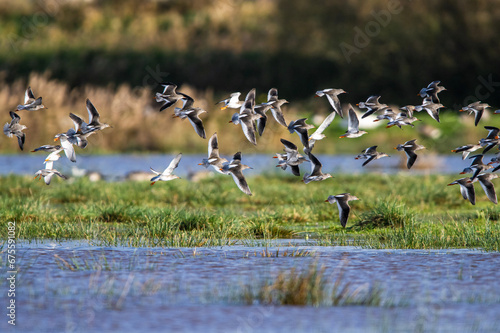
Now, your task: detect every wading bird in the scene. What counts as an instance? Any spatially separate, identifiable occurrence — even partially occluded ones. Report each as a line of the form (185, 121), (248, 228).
(325, 193), (359, 228)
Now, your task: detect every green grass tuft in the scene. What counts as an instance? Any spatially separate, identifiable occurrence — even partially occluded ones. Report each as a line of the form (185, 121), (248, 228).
(353, 201), (414, 230)
(240, 262), (384, 306)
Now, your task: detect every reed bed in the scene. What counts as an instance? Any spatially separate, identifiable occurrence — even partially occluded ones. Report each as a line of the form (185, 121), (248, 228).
(0, 72), (327, 154)
(0, 72), (491, 155)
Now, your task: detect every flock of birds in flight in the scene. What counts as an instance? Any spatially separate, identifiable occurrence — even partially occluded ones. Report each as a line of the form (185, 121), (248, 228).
(3, 81), (500, 227)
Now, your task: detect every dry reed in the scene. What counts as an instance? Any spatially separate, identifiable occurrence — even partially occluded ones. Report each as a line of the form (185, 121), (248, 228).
(0, 72), (299, 153)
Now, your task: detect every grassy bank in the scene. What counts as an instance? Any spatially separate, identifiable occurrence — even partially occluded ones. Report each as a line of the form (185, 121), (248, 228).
(1, 174), (499, 250)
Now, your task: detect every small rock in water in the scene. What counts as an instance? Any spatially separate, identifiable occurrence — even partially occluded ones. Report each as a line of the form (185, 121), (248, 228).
(87, 171), (103, 182)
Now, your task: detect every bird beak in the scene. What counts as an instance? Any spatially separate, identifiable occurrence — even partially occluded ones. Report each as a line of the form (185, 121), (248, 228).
(447, 183), (455, 186)
(451, 150), (457, 152)
(459, 109), (464, 112)
(459, 172), (466, 174)
(150, 182), (155, 186)
(221, 106), (228, 110)
(496, 136), (499, 139)
(54, 137), (59, 142)
(488, 162), (494, 165)
(198, 163), (203, 165)
(228, 120), (233, 123)
(393, 147), (397, 149)
(373, 119), (379, 122)
(356, 103), (359, 106)
(339, 135), (345, 139)
(386, 125), (393, 128)
(324, 199), (329, 202)
(272, 156), (278, 158)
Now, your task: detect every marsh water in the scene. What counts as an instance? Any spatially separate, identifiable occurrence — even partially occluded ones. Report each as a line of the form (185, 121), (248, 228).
(1, 240), (500, 332)
(0, 154), (480, 180)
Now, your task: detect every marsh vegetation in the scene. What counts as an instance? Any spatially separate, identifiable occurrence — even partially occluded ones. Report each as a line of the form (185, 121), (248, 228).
(2, 173), (499, 251)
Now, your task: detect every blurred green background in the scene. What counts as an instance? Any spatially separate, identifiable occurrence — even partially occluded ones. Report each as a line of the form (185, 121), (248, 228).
(1, 0), (499, 153)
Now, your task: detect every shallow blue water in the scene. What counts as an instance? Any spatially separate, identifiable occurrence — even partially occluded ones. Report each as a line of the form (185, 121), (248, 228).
(1, 240), (499, 332)
(0, 153), (479, 180)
